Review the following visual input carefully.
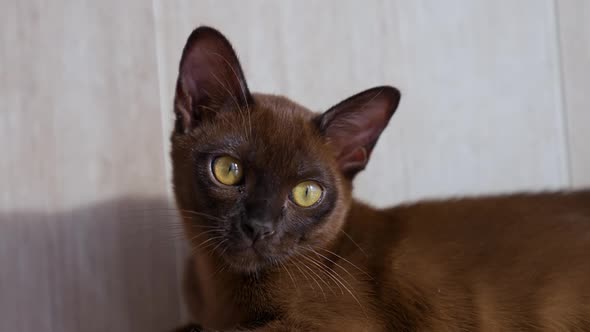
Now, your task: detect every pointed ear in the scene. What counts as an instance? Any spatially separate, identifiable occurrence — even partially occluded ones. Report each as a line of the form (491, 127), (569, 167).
(174, 26), (253, 133)
(317, 86), (401, 179)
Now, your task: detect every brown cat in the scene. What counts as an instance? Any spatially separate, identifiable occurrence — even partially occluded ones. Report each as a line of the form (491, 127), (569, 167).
(170, 26), (590, 331)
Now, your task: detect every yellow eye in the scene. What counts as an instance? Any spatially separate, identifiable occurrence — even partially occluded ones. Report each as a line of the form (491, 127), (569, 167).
(291, 181), (323, 207)
(212, 156), (243, 185)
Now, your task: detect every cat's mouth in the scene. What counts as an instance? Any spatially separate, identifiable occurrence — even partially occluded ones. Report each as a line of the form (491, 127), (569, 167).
(216, 235), (287, 273)
(222, 247), (273, 272)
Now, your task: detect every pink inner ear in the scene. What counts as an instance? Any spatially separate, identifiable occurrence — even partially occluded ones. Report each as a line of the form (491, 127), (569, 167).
(328, 99), (391, 158)
(320, 86), (400, 177)
(181, 46), (238, 105)
(339, 147), (368, 172)
(175, 27), (252, 129)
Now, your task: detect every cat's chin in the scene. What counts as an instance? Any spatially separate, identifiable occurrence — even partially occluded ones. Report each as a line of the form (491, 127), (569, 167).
(225, 258), (270, 274)
(220, 245), (284, 274)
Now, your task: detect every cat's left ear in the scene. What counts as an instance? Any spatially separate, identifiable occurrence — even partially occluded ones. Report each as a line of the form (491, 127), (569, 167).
(317, 86), (401, 179)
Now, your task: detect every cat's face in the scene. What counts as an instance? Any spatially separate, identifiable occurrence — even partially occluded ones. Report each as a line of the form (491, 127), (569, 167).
(172, 95), (349, 272)
(171, 27), (400, 273)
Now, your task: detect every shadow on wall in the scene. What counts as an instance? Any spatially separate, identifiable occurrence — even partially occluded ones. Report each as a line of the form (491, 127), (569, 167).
(0, 197), (187, 332)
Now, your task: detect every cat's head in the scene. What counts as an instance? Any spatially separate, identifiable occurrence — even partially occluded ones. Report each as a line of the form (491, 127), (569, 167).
(171, 27), (400, 273)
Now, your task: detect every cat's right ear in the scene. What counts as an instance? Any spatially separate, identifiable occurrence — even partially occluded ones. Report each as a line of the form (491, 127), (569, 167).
(174, 26), (253, 134)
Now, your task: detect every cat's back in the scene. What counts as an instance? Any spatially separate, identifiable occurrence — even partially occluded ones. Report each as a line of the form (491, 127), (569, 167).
(389, 190), (590, 252)
(376, 190), (590, 331)
(390, 189), (590, 239)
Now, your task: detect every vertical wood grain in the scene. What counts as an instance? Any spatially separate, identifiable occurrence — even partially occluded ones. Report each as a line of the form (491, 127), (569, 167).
(557, 0), (590, 187)
(154, 0), (570, 207)
(0, 1), (182, 331)
(374, 0), (569, 203)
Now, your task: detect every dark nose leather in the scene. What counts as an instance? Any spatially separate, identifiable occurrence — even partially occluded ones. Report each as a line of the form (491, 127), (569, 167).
(241, 218), (275, 242)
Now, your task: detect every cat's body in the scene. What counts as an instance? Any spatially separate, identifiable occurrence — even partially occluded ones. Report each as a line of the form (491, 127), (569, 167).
(182, 191), (590, 331)
(170, 27), (590, 331)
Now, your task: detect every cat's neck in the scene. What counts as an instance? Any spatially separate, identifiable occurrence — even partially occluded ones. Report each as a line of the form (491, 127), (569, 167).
(186, 248), (252, 328)
(187, 199), (387, 328)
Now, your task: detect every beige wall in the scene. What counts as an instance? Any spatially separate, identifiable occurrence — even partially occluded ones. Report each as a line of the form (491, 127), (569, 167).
(1, 1), (588, 331)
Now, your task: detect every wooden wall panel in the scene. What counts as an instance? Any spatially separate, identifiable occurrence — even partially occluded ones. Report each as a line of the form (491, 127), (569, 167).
(154, 0), (569, 207)
(2, 1), (588, 331)
(375, 0), (569, 203)
(0, 1), (182, 331)
(557, 0), (590, 187)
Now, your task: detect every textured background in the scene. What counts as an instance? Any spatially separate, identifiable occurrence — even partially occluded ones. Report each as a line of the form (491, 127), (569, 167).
(1, 1), (589, 331)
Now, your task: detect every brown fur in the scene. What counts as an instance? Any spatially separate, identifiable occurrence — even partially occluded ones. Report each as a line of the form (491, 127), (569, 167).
(170, 27), (590, 331)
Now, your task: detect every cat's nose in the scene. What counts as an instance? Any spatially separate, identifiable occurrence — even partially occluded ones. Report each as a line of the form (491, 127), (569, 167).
(241, 219), (275, 242)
